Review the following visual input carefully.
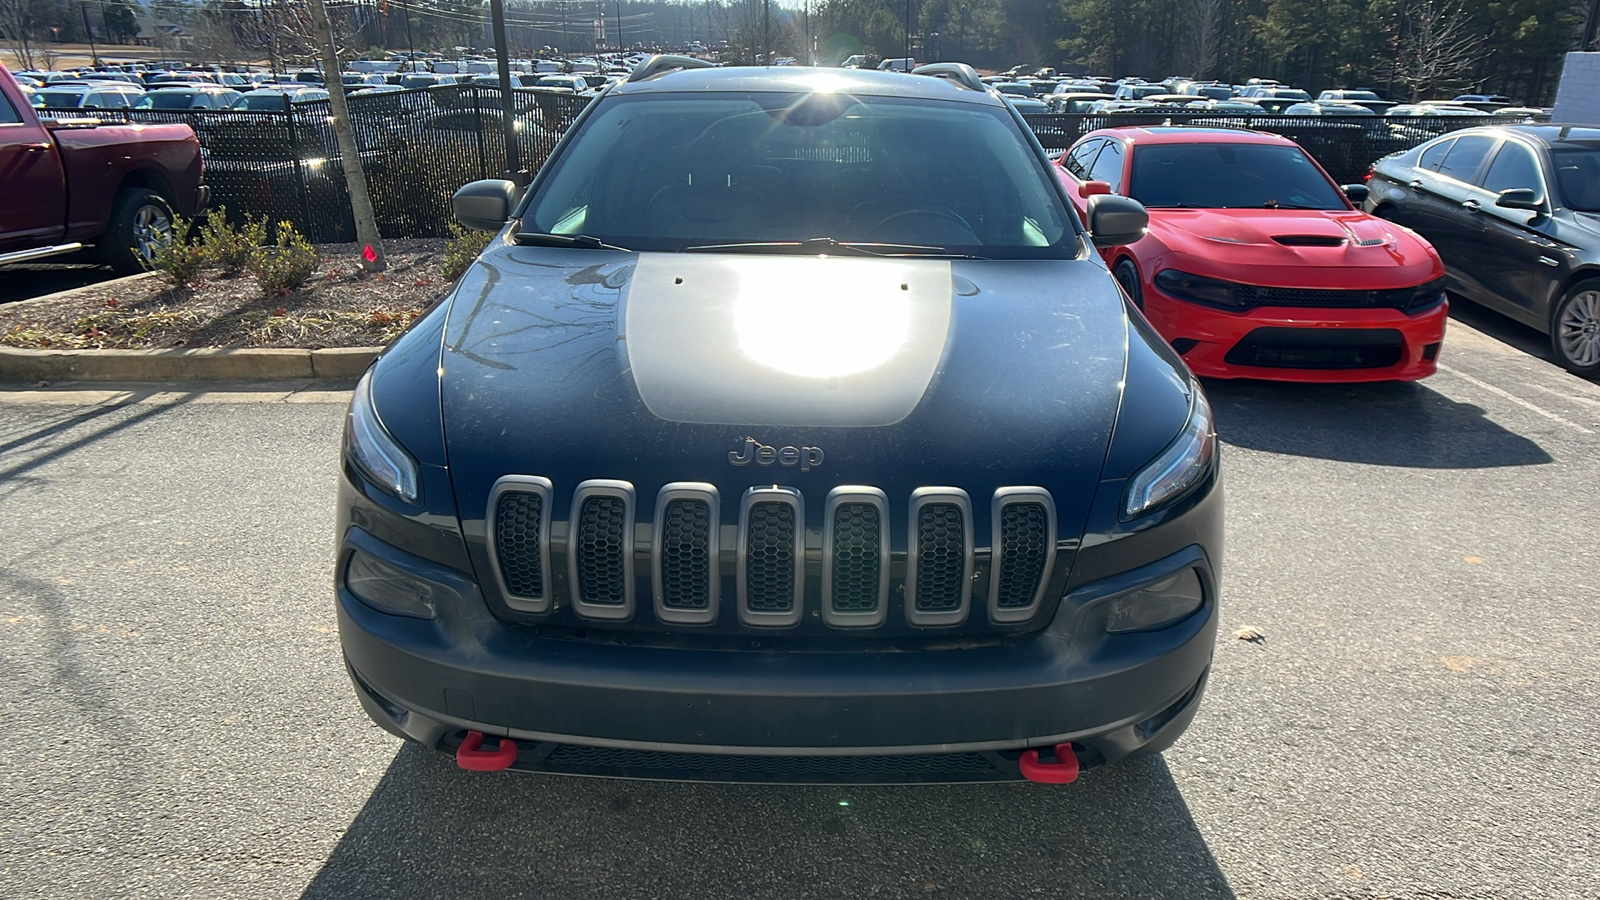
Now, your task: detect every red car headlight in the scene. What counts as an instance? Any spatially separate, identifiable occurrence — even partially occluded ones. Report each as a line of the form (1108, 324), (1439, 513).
(1154, 269), (1244, 308)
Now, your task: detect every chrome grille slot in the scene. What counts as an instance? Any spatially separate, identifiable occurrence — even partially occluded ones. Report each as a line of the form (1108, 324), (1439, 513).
(989, 487), (1057, 623)
(652, 483), (720, 625)
(822, 487), (889, 628)
(737, 487), (804, 627)
(906, 488), (973, 627)
(568, 480), (636, 620)
(487, 476), (553, 613)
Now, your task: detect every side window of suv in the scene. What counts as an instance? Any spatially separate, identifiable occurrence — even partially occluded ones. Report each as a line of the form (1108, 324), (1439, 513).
(1064, 139), (1103, 179)
(1086, 139), (1125, 192)
(0, 92), (20, 125)
(1435, 135), (1496, 183)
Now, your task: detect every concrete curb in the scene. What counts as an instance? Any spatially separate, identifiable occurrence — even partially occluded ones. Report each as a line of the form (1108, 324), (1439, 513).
(2, 273), (380, 383)
(0, 345), (380, 382)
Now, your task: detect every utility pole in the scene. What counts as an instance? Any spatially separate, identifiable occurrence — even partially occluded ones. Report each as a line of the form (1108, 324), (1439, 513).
(763, 0), (769, 65)
(616, 0), (623, 51)
(904, 0), (910, 62)
(403, 0), (417, 71)
(81, 2), (98, 64)
(490, 0), (520, 176)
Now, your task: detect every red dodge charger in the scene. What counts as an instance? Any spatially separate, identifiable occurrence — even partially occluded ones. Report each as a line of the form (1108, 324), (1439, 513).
(1058, 126), (1448, 381)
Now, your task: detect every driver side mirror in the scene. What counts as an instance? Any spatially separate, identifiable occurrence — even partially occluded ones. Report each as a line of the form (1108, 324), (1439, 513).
(1342, 183), (1370, 203)
(1495, 188), (1545, 212)
(453, 179), (522, 231)
(1080, 180), (1113, 198)
(1087, 194), (1149, 248)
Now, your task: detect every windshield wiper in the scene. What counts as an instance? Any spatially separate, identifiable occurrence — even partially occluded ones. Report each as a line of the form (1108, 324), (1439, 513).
(513, 231), (630, 251)
(684, 237), (986, 259)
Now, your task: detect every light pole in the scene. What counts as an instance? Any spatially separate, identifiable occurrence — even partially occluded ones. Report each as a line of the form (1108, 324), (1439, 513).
(81, 3), (99, 65)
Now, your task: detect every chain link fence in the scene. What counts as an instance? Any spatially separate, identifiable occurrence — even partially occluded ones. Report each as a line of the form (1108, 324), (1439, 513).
(39, 91), (1528, 242)
(44, 86), (590, 243)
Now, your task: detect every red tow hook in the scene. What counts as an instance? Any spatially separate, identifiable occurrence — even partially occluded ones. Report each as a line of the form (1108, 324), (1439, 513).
(1019, 743), (1081, 784)
(455, 730), (518, 772)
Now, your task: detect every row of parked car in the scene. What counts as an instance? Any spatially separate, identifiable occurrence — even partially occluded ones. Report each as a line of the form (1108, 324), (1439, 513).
(985, 72), (1543, 121)
(13, 66), (625, 112)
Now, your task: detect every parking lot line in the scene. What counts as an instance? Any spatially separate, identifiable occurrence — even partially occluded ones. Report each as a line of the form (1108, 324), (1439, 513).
(1435, 363), (1595, 434)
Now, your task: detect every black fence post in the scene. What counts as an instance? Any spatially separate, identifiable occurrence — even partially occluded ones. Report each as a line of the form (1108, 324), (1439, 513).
(473, 86), (489, 181)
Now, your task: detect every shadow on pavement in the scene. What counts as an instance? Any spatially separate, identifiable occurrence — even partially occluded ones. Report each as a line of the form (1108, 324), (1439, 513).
(1205, 377), (1551, 468)
(1447, 294), (1550, 363)
(301, 743), (1235, 900)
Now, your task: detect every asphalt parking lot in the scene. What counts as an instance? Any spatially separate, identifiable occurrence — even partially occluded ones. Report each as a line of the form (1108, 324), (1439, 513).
(1, 303), (1597, 899)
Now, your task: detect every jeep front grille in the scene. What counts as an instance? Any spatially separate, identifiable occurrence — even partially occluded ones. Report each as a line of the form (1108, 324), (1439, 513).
(567, 480), (635, 620)
(738, 487), (804, 626)
(989, 488), (1057, 623)
(487, 479), (1061, 629)
(822, 487), (889, 627)
(652, 483), (719, 625)
(487, 476), (553, 612)
(906, 488), (974, 626)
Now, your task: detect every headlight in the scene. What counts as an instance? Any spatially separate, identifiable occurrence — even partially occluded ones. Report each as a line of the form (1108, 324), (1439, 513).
(1123, 388), (1215, 519)
(1104, 567), (1206, 633)
(1153, 269), (1242, 308)
(345, 548), (439, 619)
(344, 369), (420, 503)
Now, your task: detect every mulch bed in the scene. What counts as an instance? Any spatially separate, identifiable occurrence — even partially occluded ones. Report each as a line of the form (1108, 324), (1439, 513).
(0, 239), (452, 350)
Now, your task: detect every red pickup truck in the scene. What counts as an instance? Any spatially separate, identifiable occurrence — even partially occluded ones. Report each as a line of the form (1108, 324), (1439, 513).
(1, 64), (207, 274)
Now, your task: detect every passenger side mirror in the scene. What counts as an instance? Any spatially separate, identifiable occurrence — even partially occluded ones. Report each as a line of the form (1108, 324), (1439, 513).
(453, 179), (522, 231)
(1342, 183), (1370, 203)
(1087, 194), (1149, 248)
(1495, 188), (1544, 212)
(1079, 180), (1112, 198)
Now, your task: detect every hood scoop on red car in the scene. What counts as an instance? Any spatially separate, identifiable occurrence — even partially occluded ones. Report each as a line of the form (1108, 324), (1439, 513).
(1272, 234), (1348, 247)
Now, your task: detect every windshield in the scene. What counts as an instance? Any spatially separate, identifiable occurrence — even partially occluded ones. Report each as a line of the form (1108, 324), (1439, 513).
(1128, 142), (1346, 210)
(34, 90), (86, 107)
(136, 92), (199, 109)
(235, 94), (290, 111)
(1551, 148), (1600, 212)
(523, 91), (1074, 257)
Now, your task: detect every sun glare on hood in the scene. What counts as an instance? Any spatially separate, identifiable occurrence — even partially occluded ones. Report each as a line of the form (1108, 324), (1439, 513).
(734, 261), (915, 379)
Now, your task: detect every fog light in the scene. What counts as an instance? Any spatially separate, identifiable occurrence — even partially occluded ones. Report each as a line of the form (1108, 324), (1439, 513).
(1105, 568), (1205, 634)
(346, 549), (440, 619)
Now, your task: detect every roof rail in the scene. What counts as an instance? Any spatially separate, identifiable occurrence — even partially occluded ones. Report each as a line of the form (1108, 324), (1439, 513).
(627, 54), (715, 83)
(910, 62), (986, 93)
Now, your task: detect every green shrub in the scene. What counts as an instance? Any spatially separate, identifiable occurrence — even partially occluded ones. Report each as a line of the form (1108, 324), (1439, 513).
(443, 222), (493, 283)
(199, 206), (269, 276)
(247, 221), (319, 299)
(143, 213), (207, 288)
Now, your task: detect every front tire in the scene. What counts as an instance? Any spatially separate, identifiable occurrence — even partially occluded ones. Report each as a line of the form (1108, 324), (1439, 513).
(1114, 258), (1144, 311)
(1552, 279), (1600, 378)
(99, 188), (176, 275)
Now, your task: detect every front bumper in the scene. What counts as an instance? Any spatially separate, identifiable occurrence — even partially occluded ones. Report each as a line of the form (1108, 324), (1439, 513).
(337, 532), (1219, 782)
(1149, 296), (1449, 382)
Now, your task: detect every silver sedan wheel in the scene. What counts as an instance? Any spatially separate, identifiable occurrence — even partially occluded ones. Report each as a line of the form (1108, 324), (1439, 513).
(1556, 289), (1600, 369)
(132, 203), (174, 265)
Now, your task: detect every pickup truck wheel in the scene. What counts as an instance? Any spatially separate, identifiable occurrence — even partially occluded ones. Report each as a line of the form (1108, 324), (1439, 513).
(100, 188), (176, 275)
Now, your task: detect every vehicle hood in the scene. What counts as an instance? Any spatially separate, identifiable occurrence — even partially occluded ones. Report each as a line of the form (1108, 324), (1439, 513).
(1146, 208), (1441, 286)
(438, 243), (1131, 542)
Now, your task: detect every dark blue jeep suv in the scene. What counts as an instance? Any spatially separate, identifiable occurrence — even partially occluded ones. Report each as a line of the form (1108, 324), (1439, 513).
(335, 59), (1221, 783)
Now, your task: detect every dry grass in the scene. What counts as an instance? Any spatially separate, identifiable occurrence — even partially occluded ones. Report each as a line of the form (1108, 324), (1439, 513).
(0, 239), (452, 350)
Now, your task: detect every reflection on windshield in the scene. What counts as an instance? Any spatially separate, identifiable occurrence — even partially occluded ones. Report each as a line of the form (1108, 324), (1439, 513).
(1551, 149), (1600, 212)
(1129, 143), (1345, 210)
(524, 91), (1073, 257)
